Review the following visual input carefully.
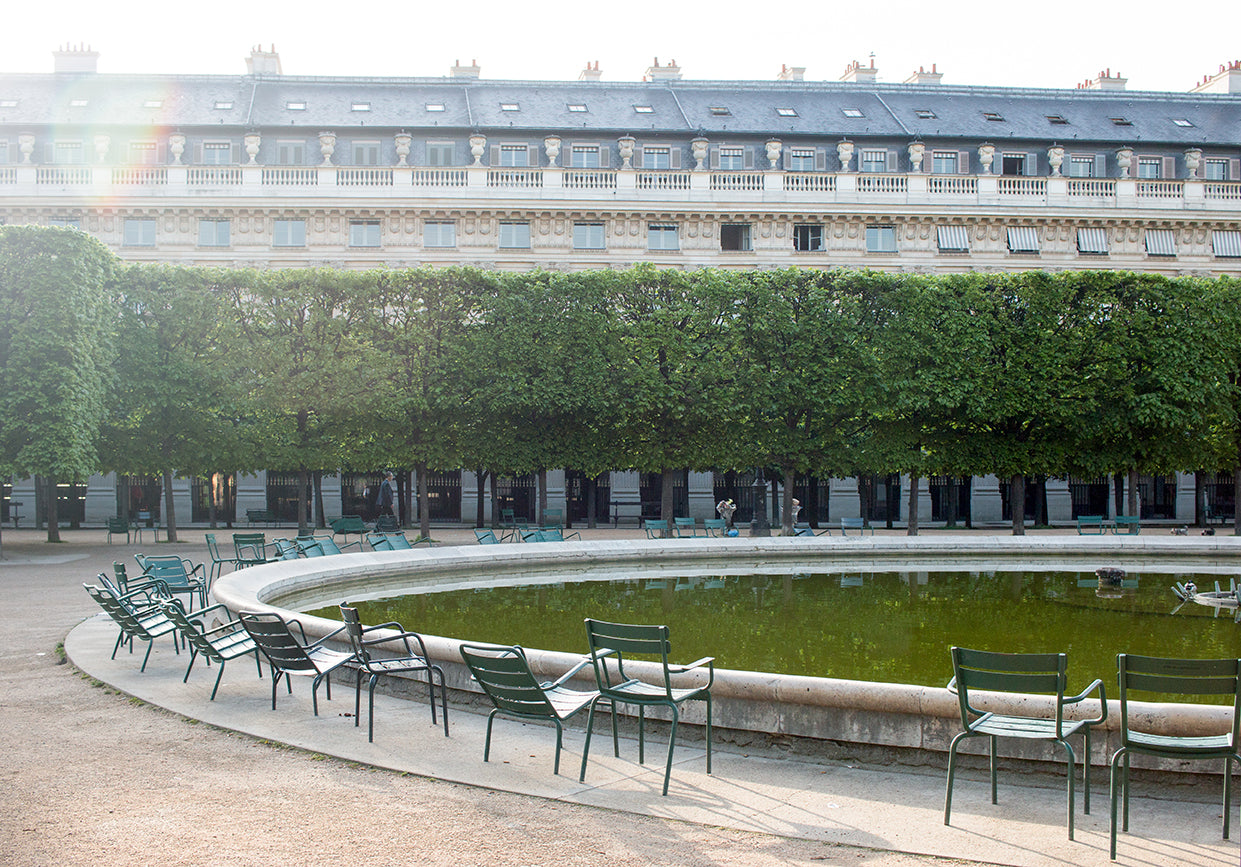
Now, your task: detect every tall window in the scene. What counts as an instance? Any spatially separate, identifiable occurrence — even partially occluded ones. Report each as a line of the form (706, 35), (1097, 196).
(352, 141), (380, 166)
(1137, 157), (1161, 179)
(197, 219), (230, 247)
(1204, 159), (1229, 181)
(571, 146), (600, 168)
(860, 149), (886, 173)
(129, 142), (158, 165)
(788, 148), (815, 172)
(274, 141), (305, 165)
(349, 221), (381, 247)
(648, 224), (679, 251)
(53, 141), (83, 164)
(426, 142), (454, 167)
(498, 145), (529, 168)
(793, 224), (824, 252)
(720, 224), (751, 251)
(424, 221), (456, 247)
(123, 218), (156, 247)
(201, 142), (232, 165)
(498, 222), (530, 248)
(572, 222), (605, 249)
(643, 147), (670, 169)
(273, 219), (306, 247)
(931, 151), (958, 174)
(718, 147), (744, 170)
(0, 140), (8, 164)
(865, 225), (897, 253)
(1068, 156), (1094, 178)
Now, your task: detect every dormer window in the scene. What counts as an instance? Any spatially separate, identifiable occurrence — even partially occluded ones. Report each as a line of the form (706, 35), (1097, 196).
(426, 103), (445, 112)
(982, 111), (1005, 122)
(0, 99), (17, 108)
(143, 100), (162, 109)
(775, 107), (798, 117)
(213, 101), (233, 110)
(69, 99), (88, 108)
(634, 105), (654, 113)
(1172, 118), (1194, 127)
(709, 106), (732, 116)
(286, 101), (307, 110)
(842, 108), (864, 118)
(1110, 116), (1132, 126)
(500, 102), (520, 111)
(351, 102), (371, 112)
(567, 104), (588, 112)
(914, 109), (936, 119)
(1046, 115), (1069, 125)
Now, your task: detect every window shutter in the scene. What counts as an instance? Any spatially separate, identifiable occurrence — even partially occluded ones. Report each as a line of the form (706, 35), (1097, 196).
(1026, 152), (1038, 176)
(156, 144), (167, 164)
(709, 145), (720, 170)
(886, 149), (898, 172)
(782, 148), (792, 170)
(815, 147), (827, 171)
(528, 145), (540, 167)
(194, 144), (203, 163)
(1230, 159), (1240, 182)
(599, 145), (610, 168)
(958, 150), (970, 174)
(489, 144), (499, 166)
(670, 148), (681, 169)
(743, 147), (755, 170)
(1095, 154), (1107, 178)
(633, 148), (643, 169)
(1163, 156), (1176, 180)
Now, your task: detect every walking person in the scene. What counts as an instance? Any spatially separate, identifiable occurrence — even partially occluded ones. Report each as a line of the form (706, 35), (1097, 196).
(378, 471), (397, 522)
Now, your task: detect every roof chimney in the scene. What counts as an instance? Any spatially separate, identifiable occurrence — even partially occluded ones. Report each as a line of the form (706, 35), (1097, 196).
(1190, 60), (1241, 94)
(840, 57), (878, 84)
(777, 64), (806, 82)
(1077, 68), (1126, 91)
(450, 58), (481, 79)
(246, 45), (282, 76)
(904, 64), (943, 85)
(53, 44), (99, 74)
(578, 60), (602, 82)
(645, 58), (682, 82)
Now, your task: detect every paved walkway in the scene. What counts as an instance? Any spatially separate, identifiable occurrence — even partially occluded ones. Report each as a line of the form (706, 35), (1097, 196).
(9, 526), (1241, 866)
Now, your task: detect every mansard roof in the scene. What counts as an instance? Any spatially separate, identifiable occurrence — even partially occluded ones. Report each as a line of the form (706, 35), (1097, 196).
(1, 72), (1238, 147)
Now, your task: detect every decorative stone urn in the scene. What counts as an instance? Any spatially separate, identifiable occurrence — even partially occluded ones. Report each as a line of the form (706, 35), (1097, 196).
(908, 141), (925, 173)
(765, 139), (782, 170)
(978, 143), (996, 175)
(18, 133), (34, 164)
(1116, 148), (1133, 179)
(1048, 145), (1064, 177)
(1184, 147), (1202, 179)
(394, 133), (411, 166)
(836, 140), (854, 173)
(168, 133), (186, 165)
(93, 134), (111, 164)
(244, 132), (261, 165)
(318, 132), (336, 166)
(617, 135), (635, 169)
(544, 135), (562, 168)
(691, 136), (709, 171)
(469, 133), (486, 165)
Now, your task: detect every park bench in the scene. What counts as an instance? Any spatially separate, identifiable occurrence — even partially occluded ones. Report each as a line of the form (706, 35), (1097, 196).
(330, 515), (367, 544)
(246, 508), (278, 527)
(609, 497), (643, 527)
(1112, 515), (1141, 535)
(839, 517), (873, 536)
(1076, 515), (1106, 534)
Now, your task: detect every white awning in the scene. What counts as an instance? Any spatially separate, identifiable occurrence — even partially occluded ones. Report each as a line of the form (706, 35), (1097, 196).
(1144, 229), (1176, 257)
(1006, 226), (1040, 253)
(1213, 230), (1241, 258)
(937, 225), (970, 252)
(1076, 227), (1109, 255)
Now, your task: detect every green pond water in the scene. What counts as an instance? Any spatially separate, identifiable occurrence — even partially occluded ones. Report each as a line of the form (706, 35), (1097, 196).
(318, 570), (1241, 691)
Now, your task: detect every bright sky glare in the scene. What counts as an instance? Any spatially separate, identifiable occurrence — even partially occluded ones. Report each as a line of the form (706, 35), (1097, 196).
(3, 0), (1240, 95)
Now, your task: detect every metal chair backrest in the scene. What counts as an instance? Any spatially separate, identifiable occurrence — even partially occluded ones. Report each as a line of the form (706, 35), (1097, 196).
(272, 539), (300, 560)
(584, 618), (675, 698)
(951, 647), (1069, 734)
(1117, 654), (1241, 746)
(338, 604), (370, 663)
(238, 611), (318, 675)
(233, 533), (267, 564)
(474, 528), (500, 544)
(296, 535), (345, 557)
(139, 555), (196, 590)
(460, 643), (557, 720)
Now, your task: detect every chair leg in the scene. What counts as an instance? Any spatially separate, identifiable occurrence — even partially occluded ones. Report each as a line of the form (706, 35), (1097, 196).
(1083, 727), (1092, 815)
(1057, 738), (1076, 840)
(638, 706), (646, 765)
(210, 661), (226, 701)
(944, 731), (969, 826)
(483, 709), (497, 763)
(553, 721), (563, 776)
(436, 667), (449, 737)
(704, 693), (712, 775)
(367, 675), (378, 742)
(271, 669), (283, 710)
(989, 734), (998, 804)
(1122, 753), (1130, 831)
(580, 699), (599, 782)
(183, 648), (199, 684)
(353, 667), (363, 727)
(662, 705), (679, 796)
(1109, 748), (1127, 860)
(609, 699), (620, 757)
(1224, 754), (1235, 839)
(139, 639), (154, 672)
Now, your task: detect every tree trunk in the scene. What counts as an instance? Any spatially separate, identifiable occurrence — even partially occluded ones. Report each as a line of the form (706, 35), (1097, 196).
(660, 469), (675, 537)
(1194, 471), (1205, 527)
(489, 473), (498, 527)
(475, 468), (486, 528)
(1010, 474), (1025, 536)
(417, 461), (431, 541)
(537, 469), (548, 526)
(313, 470), (325, 529)
(964, 476), (974, 529)
(296, 468), (311, 536)
(781, 469), (796, 535)
(208, 472), (219, 529)
(163, 468), (178, 543)
(585, 475), (597, 529)
(907, 471), (920, 536)
(45, 476), (61, 543)
(1234, 466), (1241, 537)
(1127, 468), (1139, 518)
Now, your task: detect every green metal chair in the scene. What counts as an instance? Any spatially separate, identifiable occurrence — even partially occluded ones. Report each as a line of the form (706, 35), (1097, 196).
(329, 514), (367, 546)
(520, 528), (581, 543)
(340, 605), (447, 741)
(232, 532), (270, 568)
(944, 647), (1107, 840)
(271, 538), (301, 560)
(106, 516), (131, 544)
(642, 519), (669, 540)
(294, 535), (361, 557)
(84, 579), (180, 671)
(136, 553), (208, 610)
(367, 531), (433, 550)
(1109, 654), (1241, 859)
(583, 618), (714, 795)
(459, 643), (599, 777)
(161, 600), (262, 700)
(238, 611), (353, 715)
(702, 518), (727, 537)
(541, 507), (564, 529)
(474, 528), (502, 545)
(673, 517), (701, 538)
(203, 533), (238, 587)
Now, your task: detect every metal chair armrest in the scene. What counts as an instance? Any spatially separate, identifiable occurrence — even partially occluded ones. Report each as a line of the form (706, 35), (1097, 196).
(946, 676), (958, 695)
(1064, 678), (1108, 724)
(667, 656), (714, 674)
(186, 602), (233, 622)
(542, 657), (594, 689)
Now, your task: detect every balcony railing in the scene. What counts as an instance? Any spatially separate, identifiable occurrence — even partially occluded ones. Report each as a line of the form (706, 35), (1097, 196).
(3, 166), (1239, 216)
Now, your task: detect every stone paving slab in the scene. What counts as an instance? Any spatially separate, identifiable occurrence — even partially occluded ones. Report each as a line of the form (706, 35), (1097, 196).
(68, 611), (1240, 867)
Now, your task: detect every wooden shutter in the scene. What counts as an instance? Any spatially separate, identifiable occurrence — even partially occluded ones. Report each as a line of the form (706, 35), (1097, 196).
(599, 145), (610, 168)
(633, 147), (643, 169)
(670, 148), (681, 169)
(886, 149), (898, 172)
(194, 144), (203, 164)
(528, 145), (540, 167)
(489, 144), (499, 166)
(743, 147), (755, 170)
(782, 148), (792, 170)
(709, 145), (720, 170)
(1230, 158), (1240, 181)
(1095, 154), (1108, 178)
(1163, 156), (1177, 180)
(958, 150), (970, 174)
(815, 147), (827, 171)
(1026, 152), (1038, 176)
